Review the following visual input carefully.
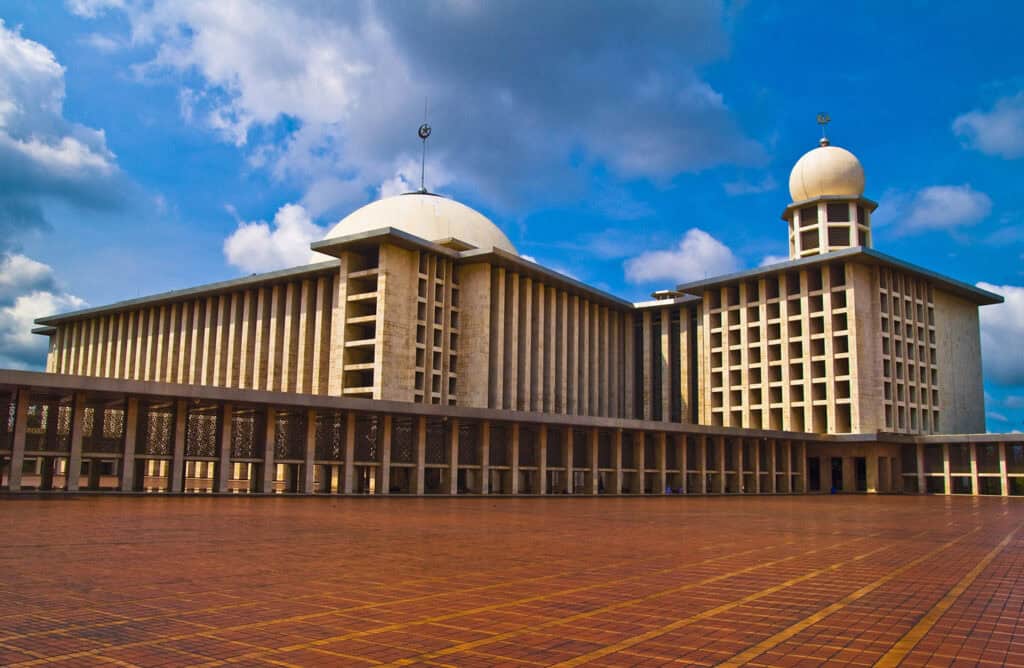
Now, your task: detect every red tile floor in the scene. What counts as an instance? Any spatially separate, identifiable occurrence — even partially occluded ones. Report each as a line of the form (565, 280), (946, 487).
(0, 495), (1021, 667)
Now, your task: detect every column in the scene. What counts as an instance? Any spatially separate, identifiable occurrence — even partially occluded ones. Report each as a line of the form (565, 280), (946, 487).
(448, 418), (459, 495)
(753, 440), (761, 494)
(783, 440), (793, 493)
(915, 442), (926, 494)
(377, 415), (391, 495)
(563, 427), (573, 494)
(261, 406), (275, 493)
(969, 443), (979, 497)
(769, 439), (777, 493)
(942, 443), (951, 495)
(735, 439), (744, 494)
(678, 435), (687, 494)
(612, 429), (623, 495)
(216, 403), (233, 493)
(8, 389), (29, 491)
(302, 408), (316, 494)
(999, 443), (1009, 497)
(717, 436), (727, 494)
(414, 416), (426, 496)
(168, 399), (186, 493)
(510, 423), (520, 495)
(121, 398), (139, 492)
(866, 451), (879, 494)
(66, 392), (87, 492)
(342, 412), (355, 494)
(634, 432), (645, 494)
(480, 421), (490, 495)
(799, 442), (807, 494)
(538, 425), (548, 495)
(656, 432), (667, 495)
(698, 435), (708, 495)
(588, 428), (599, 495)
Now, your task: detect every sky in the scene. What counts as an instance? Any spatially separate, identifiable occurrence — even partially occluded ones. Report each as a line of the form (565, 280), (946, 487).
(1, 1), (1023, 431)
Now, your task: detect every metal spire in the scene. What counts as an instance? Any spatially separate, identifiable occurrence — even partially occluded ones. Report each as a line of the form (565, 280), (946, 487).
(816, 112), (831, 147)
(418, 98), (431, 193)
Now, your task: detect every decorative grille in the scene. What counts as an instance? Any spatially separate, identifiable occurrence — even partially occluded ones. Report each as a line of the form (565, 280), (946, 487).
(354, 414), (379, 462)
(84, 406), (125, 453)
(489, 424), (508, 466)
(391, 417), (415, 463)
(425, 418), (447, 464)
(458, 422), (479, 465)
(140, 403), (173, 455)
(275, 411), (306, 460)
(231, 410), (261, 459)
(315, 411), (344, 461)
(185, 409), (218, 457)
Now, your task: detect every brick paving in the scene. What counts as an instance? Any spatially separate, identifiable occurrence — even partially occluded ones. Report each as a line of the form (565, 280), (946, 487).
(0, 495), (1021, 667)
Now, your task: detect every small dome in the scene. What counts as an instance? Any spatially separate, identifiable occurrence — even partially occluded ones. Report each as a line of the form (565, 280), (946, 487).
(313, 192), (517, 261)
(788, 143), (865, 202)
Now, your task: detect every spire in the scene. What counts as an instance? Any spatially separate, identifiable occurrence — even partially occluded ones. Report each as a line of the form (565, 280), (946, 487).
(418, 98), (431, 193)
(817, 111), (831, 147)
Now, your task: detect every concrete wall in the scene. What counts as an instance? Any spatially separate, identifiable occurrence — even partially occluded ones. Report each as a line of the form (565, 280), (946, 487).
(934, 290), (986, 434)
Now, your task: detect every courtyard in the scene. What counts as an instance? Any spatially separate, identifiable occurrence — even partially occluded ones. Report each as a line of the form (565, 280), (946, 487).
(0, 495), (1021, 666)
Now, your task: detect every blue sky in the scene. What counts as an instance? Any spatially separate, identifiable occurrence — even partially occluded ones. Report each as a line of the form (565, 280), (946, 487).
(1, 1), (1022, 431)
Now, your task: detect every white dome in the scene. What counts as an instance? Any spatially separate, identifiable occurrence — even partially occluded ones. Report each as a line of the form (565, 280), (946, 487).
(788, 143), (865, 202)
(313, 193), (517, 261)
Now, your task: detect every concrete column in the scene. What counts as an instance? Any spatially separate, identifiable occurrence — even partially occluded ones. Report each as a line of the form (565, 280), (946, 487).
(169, 399), (186, 493)
(510, 423), (520, 495)
(634, 432), (645, 494)
(753, 440), (761, 494)
(969, 443), (979, 497)
(784, 440), (793, 493)
(342, 412), (355, 494)
(735, 439), (744, 493)
(538, 425), (548, 495)
(563, 427), (573, 494)
(448, 417), (459, 495)
(915, 442), (926, 494)
(866, 452), (879, 494)
(678, 435), (687, 494)
(7, 389), (29, 491)
(378, 415), (391, 495)
(842, 456), (855, 493)
(66, 392), (87, 492)
(769, 440), (777, 493)
(121, 398), (139, 492)
(699, 435), (708, 494)
(612, 429), (623, 495)
(656, 432), (667, 494)
(414, 416), (426, 496)
(302, 408), (316, 494)
(215, 403), (232, 493)
(799, 442), (807, 494)
(942, 443), (952, 495)
(261, 406), (275, 494)
(717, 436), (726, 494)
(999, 442), (1009, 497)
(588, 428), (599, 495)
(480, 421), (490, 495)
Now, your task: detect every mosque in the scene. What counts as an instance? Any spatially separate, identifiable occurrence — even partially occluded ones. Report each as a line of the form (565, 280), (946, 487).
(2, 129), (1022, 498)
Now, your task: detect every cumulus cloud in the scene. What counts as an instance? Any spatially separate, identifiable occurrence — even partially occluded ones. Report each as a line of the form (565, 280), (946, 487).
(977, 282), (1024, 386)
(76, 1), (761, 216)
(223, 203), (327, 273)
(624, 228), (741, 285)
(759, 254), (789, 267)
(0, 253), (84, 369)
(0, 19), (121, 237)
(875, 185), (991, 234)
(953, 92), (1024, 159)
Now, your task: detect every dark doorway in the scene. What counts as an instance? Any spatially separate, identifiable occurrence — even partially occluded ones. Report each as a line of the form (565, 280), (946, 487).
(855, 457), (867, 492)
(808, 457), (821, 491)
(831, 457), (843, 492)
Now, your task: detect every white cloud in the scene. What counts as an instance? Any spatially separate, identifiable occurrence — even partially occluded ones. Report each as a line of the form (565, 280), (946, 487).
(977, 282), (1024, 386)
(0, 253), (85, 369)
(223, 203), (327, 273)
(875, 185), (991, 233)
(624, 228), (741, 285)
(78, 2), (761, 214)
(759, 254), (789, 267)
(987, 410), (1009, 423)
(953, 92), (1024, 159)
(724, 174), (777, 196)
(81, 33), (122, 53)
(65, 0), (124, 18)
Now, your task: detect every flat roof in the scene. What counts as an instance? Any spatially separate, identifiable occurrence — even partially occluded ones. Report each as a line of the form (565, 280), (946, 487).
(674, 247), (1004, 305)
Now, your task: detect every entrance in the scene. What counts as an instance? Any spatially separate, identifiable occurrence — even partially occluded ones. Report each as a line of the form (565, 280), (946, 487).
(855, 457), (867, 492)
(831, 457), (843, 492)
(808, 457), (821, 492)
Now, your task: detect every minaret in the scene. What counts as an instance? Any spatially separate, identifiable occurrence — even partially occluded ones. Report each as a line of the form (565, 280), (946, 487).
(782, 116), (877, 259)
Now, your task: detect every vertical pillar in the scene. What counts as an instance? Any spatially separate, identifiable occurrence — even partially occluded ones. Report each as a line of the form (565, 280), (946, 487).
(563, 427), (573, 494)
(784, 440), (793, 493)
(915, 442), (926, 494)
(999, 443), (1009, 497)
(942, 443), (951, 495)
(634, 432), (645, 494)
(342, 412), (355, 494)
(736, 439), (744, 494)
(588, 428), (599, 495)
(302, 408), (316, 494)
(969, 443), (979, 497)
(121, 398), (139, 492)
(538, 425), (548, 495)
(448, 418), (459, 495)
(612, 429), (623, 495)
(717, 436), (727, 494)
(698, 435), (708, 495)
(866, 452), (879, 494)
(378, 415), (391, 495)
(414, 416), (426, 496)
(769, 440), (777, 493)
(169, 399), (186, 493)
(510, 423), (520, 495)
(261, 406), (275, 494)
(66, 392), (87, 492)
(678, 435), (687, 494)
(480, 421), (490, 495)
(799, 442), (807, 494)
(753, 440), (761, 494)
(216, 403), (232, 493)
(656, 432), (667, 494)
(7, 389), (29, 491)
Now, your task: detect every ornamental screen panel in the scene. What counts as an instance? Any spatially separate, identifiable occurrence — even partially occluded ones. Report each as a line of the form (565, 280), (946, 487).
(314, 411), (344, 462)
(391, 417), (415, 464)
(274, 410), (307, 460)
(231, 409), (263, 459)
(140, 401), (174, 456)
(185, 407), (218, 457)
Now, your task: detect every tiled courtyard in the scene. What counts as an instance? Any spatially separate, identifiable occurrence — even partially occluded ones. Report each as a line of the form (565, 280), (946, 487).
(0, 496), (1021, 667)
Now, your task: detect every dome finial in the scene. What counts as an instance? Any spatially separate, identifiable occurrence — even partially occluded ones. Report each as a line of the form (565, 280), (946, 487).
(817, 111), (831, 147)
(417, 97), (431, 194)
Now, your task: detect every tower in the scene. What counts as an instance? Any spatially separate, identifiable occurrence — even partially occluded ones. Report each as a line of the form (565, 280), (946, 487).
(782, 124), (876, 259)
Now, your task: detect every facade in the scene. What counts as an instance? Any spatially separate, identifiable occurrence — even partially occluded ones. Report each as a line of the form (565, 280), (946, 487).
(2, 137), (1022, 497)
